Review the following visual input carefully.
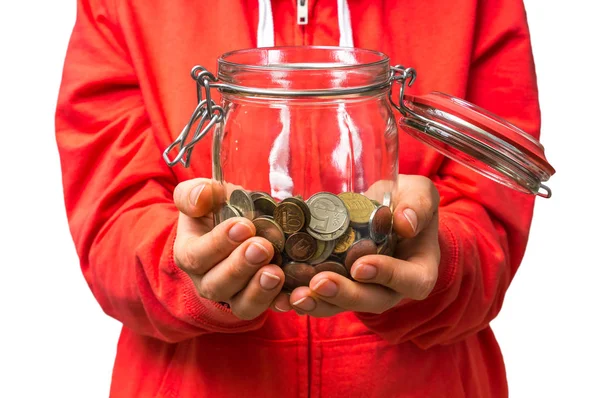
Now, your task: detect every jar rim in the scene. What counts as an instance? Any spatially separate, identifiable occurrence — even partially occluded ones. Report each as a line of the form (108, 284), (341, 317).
(218, 46), (390, 72)
(215, 46), (392, 96)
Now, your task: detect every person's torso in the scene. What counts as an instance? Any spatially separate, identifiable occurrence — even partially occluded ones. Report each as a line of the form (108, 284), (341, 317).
(109, 1), (506, 397)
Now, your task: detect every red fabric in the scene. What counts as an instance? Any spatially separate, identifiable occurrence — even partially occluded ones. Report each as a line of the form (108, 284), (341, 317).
(55, 0), (541, 396)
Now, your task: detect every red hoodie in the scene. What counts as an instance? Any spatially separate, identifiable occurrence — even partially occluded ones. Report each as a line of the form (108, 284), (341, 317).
(55, 0), (541, 397)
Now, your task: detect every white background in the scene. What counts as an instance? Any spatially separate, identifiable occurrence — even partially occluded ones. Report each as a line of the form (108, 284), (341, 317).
(0, 1), (598, 397)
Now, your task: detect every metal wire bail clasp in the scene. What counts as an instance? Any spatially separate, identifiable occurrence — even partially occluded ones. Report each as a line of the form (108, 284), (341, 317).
(389, 65), (417, 116)
(162, 66), (225, 168)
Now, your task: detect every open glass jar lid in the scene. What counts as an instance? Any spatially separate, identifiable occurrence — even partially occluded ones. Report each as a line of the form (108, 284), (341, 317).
(394, 79), (555, 197)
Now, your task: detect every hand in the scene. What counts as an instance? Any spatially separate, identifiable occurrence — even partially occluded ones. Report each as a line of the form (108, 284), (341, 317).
(173, 178), (286, 320)
(287, 175), (441, 317)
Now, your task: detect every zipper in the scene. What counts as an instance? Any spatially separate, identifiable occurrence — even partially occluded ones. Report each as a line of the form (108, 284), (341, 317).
(297, 0), (308, 25)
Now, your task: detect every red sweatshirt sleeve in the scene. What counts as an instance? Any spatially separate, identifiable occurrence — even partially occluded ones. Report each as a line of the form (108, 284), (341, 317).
(355, 0), (541, 349)
(55, 0), (267, 343)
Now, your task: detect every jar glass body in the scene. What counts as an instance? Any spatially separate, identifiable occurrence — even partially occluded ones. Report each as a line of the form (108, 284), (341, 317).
(213, 47), (398, 213)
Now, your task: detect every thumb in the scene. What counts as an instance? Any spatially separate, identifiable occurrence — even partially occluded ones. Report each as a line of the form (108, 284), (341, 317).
(392, 175), (440, 238)
(173, 178), (226, 218)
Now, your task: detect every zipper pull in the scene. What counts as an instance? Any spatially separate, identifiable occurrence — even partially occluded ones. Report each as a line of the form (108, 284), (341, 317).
(297, 0), (308, 25)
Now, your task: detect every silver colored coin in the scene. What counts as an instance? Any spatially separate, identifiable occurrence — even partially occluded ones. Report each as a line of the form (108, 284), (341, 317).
(219, 203), (242, 221)
(306, 230), (334, 242)
(230, 189), (256, 220)
(308, 239), (336, 265)
(306, 192), (349, 241)
(254, 196), (277, 217)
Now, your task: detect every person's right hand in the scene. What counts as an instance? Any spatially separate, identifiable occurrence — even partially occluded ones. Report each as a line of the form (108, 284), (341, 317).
(172, 178), (286, 320)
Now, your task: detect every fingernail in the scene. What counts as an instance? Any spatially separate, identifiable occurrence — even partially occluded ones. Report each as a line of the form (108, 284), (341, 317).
(274, 305), (288, 312)
(352, 263), (377, 280)
(245, 242), (270, 264)
(403, 208), (418, 233)
(312, 279), (337, 297)
(189, 183), (206, 206)
(259, 271), (280, 290)
(292, 296), (316, 312)
(228, 222), (253, 242)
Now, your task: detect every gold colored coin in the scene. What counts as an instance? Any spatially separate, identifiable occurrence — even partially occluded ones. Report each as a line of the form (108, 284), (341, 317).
(282, 197), (311, 227)
(274, 202), (305, 234)
(333, 227), (356, 254)
(338, 192), (376, 226)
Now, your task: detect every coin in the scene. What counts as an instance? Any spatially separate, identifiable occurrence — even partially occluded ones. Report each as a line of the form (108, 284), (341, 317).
(315, 261), (349, 278)
(230, 189), (255, 220)
(285, 232), (317, 262)
(333, 227), (356, 254)
(377, 238), (392, 256)
(371, 199), (381, 207)
(252, 217), (285, 252)
(307, 240), (326, 264)
(338, 192), (376, 227)
(274, 202), (305, 234)
(369, 205), (393, 243)
(250, 191), (271, 201)
(219, 203), (242, 221)
(282, 197), (311, 228)
(306, 192), (349, 241)
(282, 262), (317, 290)
(271, 248), (283, 267)
(344, 238), (377, 272)
(253, 196), (277, 217)
(377, 233), (398, 256)
(309, 239), (336, 264)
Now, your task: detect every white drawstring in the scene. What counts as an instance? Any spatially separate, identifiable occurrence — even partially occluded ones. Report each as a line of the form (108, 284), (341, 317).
(257, 0), (275, 47)
(337, 0), (354, 47)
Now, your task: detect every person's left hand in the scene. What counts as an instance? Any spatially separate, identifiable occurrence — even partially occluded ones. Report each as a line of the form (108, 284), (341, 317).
(273, 175), (441, 316)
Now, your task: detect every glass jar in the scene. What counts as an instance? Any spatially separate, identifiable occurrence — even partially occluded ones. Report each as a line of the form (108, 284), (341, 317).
(163, 46), (555, 290)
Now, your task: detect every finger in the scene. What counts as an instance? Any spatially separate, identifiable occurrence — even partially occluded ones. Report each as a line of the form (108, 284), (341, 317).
(228, 265), (285, 320)
(351, 219), (440, 300)
(173, 178), (226, 218)
(175, 217), (257, 275)
(392, 175), (440, 238)
(307, 272), (401, 314)
(196, 236), (274, 302)
(288, 286), (345, 318)
(271, 292), (293, 313)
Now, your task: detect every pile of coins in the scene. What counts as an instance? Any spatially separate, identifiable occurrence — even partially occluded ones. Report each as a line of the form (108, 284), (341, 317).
(219, 190), (397, 291)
